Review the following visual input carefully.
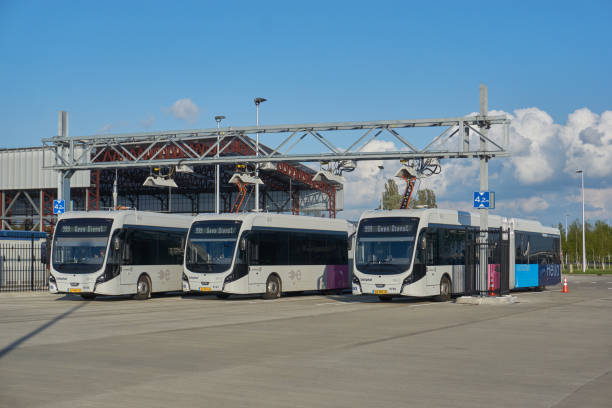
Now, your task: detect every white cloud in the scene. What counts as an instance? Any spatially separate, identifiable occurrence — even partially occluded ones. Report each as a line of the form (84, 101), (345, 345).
(338, 107), (612, 224)
(496, 196), (550, 214)
(99, 123), (113, 133)
(343, 140), (403, 208)
(141, 114), (155, 129)
(164, 98), (199, 123)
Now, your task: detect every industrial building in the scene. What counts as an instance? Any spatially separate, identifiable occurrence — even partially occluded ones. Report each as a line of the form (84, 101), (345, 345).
(0, 138), (343, 233)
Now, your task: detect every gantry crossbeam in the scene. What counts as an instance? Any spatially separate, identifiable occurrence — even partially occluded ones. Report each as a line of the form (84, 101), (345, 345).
(42, 115), (510, 171)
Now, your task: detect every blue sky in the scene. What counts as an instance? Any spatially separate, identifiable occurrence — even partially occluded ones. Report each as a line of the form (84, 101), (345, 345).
(1, 0), (611, 225)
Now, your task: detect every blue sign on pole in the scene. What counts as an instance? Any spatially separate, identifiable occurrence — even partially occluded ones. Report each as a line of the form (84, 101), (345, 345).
(473, 192), (495, 209)
(53, 200), (66, 215)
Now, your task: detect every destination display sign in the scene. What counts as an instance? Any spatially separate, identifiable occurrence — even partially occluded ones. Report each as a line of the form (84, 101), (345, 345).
(191, 222), (241, 238)
(358, 217), (419, 236)
(362, 224), (415, 234)
(56, 219), (113, 236)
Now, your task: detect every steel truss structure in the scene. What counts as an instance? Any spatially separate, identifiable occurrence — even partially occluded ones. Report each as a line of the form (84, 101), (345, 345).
(43, 116), (510, 170)
(42, 114), (510, 218)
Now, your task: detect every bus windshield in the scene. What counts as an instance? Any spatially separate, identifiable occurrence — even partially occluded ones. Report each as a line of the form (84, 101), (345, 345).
(356, 217), (419, 275)
(186, 221), (242, 273)
(52, 218), (114, 274)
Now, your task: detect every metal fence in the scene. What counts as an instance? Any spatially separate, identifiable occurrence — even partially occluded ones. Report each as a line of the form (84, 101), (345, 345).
(0, 237), (49, 292)
(464, 229), (510, 297)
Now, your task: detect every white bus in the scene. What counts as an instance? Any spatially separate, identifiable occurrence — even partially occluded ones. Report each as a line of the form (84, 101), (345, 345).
(352, 209), (561, 301)
(183, 213), (351, 299)
(49, 210), (192, 300)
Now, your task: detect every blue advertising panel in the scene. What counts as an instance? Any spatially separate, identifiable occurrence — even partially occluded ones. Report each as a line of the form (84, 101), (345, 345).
(539, 264), (561, 286)
(515, 264), (538, 288)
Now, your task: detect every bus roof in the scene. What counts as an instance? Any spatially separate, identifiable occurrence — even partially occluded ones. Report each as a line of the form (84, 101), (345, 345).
(358, 208), (559, 236)
(57, 210), (193, 228)
(191, 212), (350, 232)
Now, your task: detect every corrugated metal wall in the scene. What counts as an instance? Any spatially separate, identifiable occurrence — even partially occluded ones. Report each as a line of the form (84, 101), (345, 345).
(0, 148), (90, 190)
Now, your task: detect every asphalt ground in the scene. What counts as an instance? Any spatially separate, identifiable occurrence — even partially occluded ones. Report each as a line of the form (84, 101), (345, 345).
(0, 275), (610, 408)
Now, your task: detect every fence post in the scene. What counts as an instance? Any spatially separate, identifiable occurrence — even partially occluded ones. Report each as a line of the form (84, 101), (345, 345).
(31, 233), (34, 291)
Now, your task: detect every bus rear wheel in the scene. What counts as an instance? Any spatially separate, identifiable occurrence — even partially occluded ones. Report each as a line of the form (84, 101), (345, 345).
(264, 275), (281, 299)
(434, 276), (451, 302)
(134, 274), (151, 300)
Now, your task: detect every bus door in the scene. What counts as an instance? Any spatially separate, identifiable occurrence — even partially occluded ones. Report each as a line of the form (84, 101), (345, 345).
(246, 233), (266, 291)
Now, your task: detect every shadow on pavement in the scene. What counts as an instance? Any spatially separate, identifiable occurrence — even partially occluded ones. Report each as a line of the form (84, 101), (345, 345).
(0, 302), (88, 359)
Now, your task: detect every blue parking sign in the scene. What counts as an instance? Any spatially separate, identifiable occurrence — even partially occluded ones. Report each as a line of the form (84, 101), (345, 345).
(53, 200), (66, 214)
(473, 192), (495, 209)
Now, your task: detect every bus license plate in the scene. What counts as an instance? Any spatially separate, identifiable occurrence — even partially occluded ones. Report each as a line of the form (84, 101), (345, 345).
(199, 287), (211, 292)
(69, 288), (82, 293)
(374, 290), (387, 295)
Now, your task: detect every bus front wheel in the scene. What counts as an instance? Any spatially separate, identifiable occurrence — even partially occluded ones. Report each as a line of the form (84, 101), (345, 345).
(134, 274), (151, 300)
(379, 296), (392, 302)
(216, 293), (231, 299)
(264, 275), (281, 299)
(81, 293), (96, 300)
(434, 276), (451, 302)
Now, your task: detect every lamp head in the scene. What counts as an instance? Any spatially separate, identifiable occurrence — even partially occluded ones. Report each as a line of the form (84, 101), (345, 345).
(575, 169), (583, 174)
(254, 97), (267, 105)
(214, 115), (226, 122)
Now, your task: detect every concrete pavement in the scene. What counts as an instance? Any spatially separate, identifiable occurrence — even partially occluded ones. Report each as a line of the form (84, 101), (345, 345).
(0, 275), (610, 407)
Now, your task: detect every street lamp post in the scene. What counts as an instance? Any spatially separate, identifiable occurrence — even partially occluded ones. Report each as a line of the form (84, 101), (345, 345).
(214, 115), (226, 214)
(576, 170), (586, 272)
(254, 97), (267, 212)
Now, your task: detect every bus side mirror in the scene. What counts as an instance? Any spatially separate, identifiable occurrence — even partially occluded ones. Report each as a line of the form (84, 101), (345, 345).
(347, 232), (355, 251)
(418, 235), (426, 250)
(240, 237), (246, 252)
(113, 236), (121, 251)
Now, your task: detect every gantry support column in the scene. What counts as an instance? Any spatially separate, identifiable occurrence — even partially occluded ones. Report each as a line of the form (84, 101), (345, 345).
(479, 84), (489, 295)
(56, 111), (74, 211)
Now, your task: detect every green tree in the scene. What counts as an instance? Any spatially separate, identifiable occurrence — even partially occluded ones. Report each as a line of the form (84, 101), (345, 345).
(381, 180), (437, 210)
(560, 218), (612, 268)
(382, 179), (402, 210)
(408, 188), (437, 209)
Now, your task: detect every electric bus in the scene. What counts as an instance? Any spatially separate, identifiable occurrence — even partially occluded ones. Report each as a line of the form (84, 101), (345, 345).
(351, 209), (561, 301)
(183, 213), (351, 299)
(49, 210), (192, 300)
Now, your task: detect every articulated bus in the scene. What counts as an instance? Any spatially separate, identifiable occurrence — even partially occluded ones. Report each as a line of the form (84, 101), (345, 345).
(49, 211), (191, 300)
(351, 209), (561, 301)
(183, 213), (352, 299)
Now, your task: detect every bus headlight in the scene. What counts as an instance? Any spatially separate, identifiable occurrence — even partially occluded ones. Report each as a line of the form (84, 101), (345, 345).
(224, 264), (248, 284)
(352, 275), (361, 291)
(96, 264), (120, 284)
(182, 272), (190, 291)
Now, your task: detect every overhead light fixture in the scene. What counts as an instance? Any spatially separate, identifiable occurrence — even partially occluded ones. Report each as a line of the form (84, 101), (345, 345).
(313, 170), (345, 186)
(339, 160), (356, 172)
(175, 164), (194, 173)
(394, 165), (417, 179)
(259, 162), (276, 171)
(228, 173), (263, 185)
(143, 176), (178, 188)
